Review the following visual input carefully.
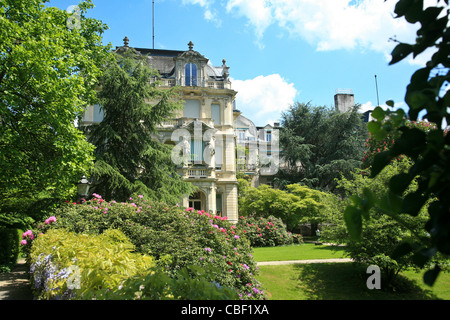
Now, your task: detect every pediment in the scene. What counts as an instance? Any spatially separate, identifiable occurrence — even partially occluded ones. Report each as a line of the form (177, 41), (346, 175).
(180, 119), (215, 131)
(176, 49), (209, 64)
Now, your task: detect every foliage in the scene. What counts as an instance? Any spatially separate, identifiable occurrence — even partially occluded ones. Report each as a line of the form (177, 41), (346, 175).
(28, 228), (155, 300)
(236, 215), (301, 247)
(362, 120), (437, 168)
(0, 227), (20, 272)
(95, 265), (239, 300)
(346, 0), (450, 285)
(46, 195), (265, 299)
(0, 0), (110, 203)
(330, 158), (445, 286)
(238, 183), (334, 231)
(84, 48), (194, 203)
(0, 0), (111, 236)
(276, 102), (368, 193)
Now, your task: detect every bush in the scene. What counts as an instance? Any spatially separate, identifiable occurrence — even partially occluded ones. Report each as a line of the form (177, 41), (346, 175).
(331, 158), (437, 286)
(96, 265), (239, 300)
(28, 228), (155, 300)
(238, 183), (331, 231)
(0, 227), (21, 272)
(236, 215), (302, 247)
(45, 195), (265, 299)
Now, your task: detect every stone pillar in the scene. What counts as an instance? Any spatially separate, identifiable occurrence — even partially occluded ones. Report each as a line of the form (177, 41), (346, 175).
(225, 183), (238, 224)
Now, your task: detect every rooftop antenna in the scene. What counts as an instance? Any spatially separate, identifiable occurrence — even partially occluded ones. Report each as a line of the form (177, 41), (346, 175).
(374, 75), (380, 107)
(152, 0), (155, 49)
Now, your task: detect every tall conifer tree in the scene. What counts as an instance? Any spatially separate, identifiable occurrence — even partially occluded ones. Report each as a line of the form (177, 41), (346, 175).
(276, 102), (368, 193)
(86, 48), (194, 203)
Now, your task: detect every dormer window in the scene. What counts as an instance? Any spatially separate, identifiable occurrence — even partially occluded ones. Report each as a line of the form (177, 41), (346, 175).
(185, 63), (197, 86)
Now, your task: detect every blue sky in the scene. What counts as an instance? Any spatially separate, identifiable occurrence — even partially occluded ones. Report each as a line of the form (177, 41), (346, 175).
(50, 0), (433, 126)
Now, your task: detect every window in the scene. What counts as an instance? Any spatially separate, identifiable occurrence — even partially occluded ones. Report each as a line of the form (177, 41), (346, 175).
(216, 193), (223, 216)
(215, 143), (223, 170)
(191, 139), (205, 163)
(189, 192), (202, 210)
(211, 104), (221, 125)
(265, 131), (272, 142)
(185, 63), (197, 86)
(184, 100), (200, 118)
(93, 104), (104, 122)
(238, 130), (246, 141)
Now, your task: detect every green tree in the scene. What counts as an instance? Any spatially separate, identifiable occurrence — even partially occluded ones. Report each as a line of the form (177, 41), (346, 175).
(0, 0), (110, 228)
(276, 102), (368, 193)
(85, 48), (194, 203)
(238, 183), (333, 232)
(345, 0), (450, 285)
(330, 159), (435, 287)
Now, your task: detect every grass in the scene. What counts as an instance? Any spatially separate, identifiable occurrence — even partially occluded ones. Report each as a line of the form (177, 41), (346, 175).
(252, 243), (450, 300)
(252, 242), (347, 261)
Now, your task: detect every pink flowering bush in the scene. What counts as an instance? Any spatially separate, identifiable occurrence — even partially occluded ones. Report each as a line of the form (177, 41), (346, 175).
(46, 195), (265, 299)
(236, 215), (301, 247)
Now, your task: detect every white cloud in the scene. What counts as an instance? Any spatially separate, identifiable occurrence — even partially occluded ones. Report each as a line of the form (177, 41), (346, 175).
(231, 74), (297, 125)
(226, 0), (273, 48)
(224, 0), (421, 60)
(181, 0), (221, 26)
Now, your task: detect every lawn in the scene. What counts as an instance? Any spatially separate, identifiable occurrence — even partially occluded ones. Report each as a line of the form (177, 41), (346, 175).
(252, 243), (347, 261)
(252, 243), (450, 300)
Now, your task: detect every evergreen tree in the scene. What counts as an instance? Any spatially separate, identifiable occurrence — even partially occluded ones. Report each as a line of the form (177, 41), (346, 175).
(85, 48), (194, 203)
(276, 102), (368, 193)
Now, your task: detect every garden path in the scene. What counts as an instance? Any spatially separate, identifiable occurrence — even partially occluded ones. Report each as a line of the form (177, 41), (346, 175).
(0, 259), (33, 300)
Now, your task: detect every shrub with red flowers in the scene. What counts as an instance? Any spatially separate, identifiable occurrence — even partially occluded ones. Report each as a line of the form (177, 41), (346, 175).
(19, 215), (57, 257)
(362, 119), (438, 168)
(45, 195), (265, 299)
(236, 215), (302, 247)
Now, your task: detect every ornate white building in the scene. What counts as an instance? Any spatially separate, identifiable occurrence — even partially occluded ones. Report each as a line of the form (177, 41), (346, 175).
(83, 39), (239, 222)
(82, 39), (282, 223)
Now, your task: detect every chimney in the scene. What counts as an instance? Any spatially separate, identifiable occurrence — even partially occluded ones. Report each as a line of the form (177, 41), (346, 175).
(334, 89), (355, 113)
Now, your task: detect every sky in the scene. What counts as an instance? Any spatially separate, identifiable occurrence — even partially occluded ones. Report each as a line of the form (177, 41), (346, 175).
(50, 0), (440, 127)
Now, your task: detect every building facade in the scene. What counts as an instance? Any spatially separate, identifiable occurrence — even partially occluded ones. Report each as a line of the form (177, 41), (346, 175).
(83, 39), (240, 223)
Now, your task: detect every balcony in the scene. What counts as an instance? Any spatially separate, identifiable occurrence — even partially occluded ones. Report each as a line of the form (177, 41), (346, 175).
(149, 77), (231, 90)
(180, 166), (216, 179)
(158, 118), (216, 129)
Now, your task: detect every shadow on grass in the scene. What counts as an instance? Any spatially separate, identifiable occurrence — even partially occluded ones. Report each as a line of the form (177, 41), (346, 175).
(313, 244), (347, 254)
(292, 263), (441, 300)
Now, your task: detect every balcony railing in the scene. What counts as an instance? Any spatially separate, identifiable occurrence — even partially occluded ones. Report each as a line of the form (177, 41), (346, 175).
(149, 77), (231, 89)
(180, 166), (215, 179)
(158, 118), (215, 129)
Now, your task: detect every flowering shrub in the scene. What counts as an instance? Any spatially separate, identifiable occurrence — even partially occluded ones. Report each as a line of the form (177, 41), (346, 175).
(46, 195), (265, 300)
(236, 215), (302, 247)
(362, 120), (437, 168)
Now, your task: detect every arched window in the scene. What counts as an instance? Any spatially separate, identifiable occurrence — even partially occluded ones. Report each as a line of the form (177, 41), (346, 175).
(185, 63), (197, 86)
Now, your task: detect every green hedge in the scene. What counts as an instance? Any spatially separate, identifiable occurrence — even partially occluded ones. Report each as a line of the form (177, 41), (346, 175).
(0, 227), (20, 272)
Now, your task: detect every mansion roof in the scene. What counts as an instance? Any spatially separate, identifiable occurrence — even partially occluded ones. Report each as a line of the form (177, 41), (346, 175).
(116, 38), (228, 82)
